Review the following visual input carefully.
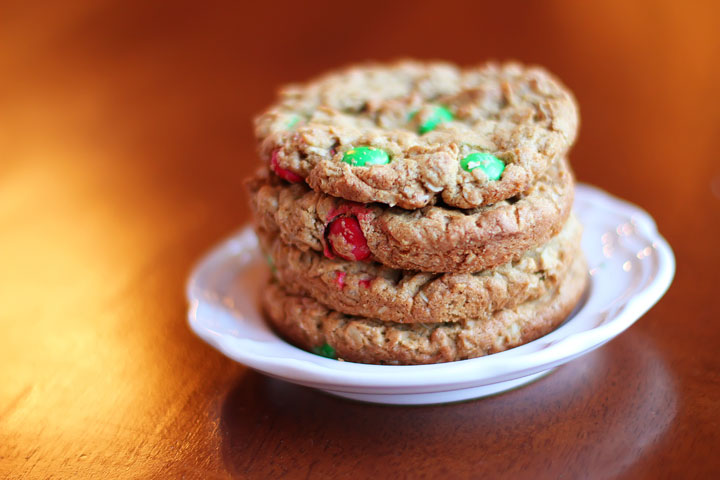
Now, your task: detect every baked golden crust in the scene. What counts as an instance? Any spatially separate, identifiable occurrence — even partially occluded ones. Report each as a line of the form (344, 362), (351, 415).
(249, 158), (574, 273)
(255, 61), (578, 209)
(262, 254), (588, 365)
(259, 215), (582, 324)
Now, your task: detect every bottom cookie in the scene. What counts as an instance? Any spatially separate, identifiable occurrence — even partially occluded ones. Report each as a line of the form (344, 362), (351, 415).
(262, 254), (588, 365)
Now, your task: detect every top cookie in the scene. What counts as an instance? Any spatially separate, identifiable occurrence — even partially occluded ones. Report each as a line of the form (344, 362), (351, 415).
(255, 61), (578, 209)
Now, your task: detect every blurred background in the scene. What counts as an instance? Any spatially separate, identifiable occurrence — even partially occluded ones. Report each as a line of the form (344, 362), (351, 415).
(2, 1), (718, 243)
(1, 1), (719, 478)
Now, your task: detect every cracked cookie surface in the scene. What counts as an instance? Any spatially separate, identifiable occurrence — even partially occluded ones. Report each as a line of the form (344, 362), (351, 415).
(255, 61), (578, 209)
(249, 158), (574, 273)
(259, 215), (582, 323)
(262, 254), (588, 365)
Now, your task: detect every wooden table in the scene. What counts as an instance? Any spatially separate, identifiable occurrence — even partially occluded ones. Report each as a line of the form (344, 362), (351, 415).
(2, 1), (719, 478)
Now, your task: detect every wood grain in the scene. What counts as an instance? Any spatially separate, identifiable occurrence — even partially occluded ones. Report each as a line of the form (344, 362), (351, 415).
(1, 1), (719, 478)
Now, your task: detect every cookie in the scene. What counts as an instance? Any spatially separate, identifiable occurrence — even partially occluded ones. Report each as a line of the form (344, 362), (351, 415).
(259, 214), (582, 323)
(262, 254), (588, 365)
(249, 157), (574, 273)
(255, 61), (578, 209)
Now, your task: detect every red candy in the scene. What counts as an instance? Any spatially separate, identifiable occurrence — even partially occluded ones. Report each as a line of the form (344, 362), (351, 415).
(327, 203), (370, 222)
(358, 278), (372, 288)
(271, 150), (304, 184)
(325, 216), (371, 261)
(334, 270), (346, 289)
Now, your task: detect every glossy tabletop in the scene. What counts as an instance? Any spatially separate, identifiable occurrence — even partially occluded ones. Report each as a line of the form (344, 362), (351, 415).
(1, 1), (719, 478)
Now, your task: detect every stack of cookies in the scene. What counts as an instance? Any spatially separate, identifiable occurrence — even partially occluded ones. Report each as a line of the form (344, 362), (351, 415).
(248, 61), (586, 365)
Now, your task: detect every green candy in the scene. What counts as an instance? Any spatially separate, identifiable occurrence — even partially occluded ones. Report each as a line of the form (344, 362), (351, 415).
(342, 146), (390, 166)
(312, 343), (336, 359)
(265, 254), (277, 275)
(417, 105), (453, 134)
(460, 153), (505, 180)
(285, 115), (300, 129)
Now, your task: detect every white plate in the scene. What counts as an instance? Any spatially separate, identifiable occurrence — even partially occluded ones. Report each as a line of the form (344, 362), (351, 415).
(187, 184), (675, 405)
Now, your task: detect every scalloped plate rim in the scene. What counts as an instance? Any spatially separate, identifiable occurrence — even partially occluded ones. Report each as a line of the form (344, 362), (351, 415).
(187, 183), (675, 392)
